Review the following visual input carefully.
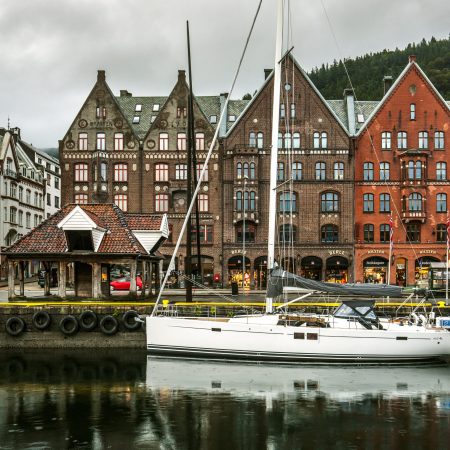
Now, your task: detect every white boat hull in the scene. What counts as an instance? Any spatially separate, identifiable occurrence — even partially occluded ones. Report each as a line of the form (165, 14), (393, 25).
(146, 316), (450, 364)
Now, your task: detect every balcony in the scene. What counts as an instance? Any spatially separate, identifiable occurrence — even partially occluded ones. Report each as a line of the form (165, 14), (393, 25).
(233, 210), (259, 224)
(401, 210), (427, 222)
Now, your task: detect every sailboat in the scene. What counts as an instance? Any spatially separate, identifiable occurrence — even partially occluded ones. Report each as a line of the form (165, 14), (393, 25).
(145, 0), (450, 364)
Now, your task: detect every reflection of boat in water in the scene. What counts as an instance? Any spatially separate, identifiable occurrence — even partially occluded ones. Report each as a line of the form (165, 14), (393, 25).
(146, 356), (450, 402)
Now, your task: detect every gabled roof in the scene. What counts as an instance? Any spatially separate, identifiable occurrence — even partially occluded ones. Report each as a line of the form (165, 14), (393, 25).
(356, 60), (450, 136)
(327, 100), (379, 134)
(225, 53), (351, 138)
(5, 204), (167, 256)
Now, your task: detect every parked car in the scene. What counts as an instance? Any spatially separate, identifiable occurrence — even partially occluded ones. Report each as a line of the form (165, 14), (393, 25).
(110, 276), (143, 291)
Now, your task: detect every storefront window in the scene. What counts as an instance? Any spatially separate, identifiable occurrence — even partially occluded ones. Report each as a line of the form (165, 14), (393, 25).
(415, 257), (440, 289)
(301, 256), (322, 281)
(363, 257), (388, 284)
(325, 257), (348, 283)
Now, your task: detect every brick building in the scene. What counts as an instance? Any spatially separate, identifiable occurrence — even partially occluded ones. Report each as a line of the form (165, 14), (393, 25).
(355, 57), (450, 287)
(222, 55), (356, 287)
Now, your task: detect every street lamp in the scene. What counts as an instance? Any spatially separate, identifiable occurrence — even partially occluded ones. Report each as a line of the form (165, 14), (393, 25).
(242, 175), (248, 289)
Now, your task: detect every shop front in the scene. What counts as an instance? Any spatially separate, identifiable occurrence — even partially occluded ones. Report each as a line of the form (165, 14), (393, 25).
(395, 257), (407, 286)
(363, 256), (388, 284)
(254, 256), (267, 289)
(227, 255), (251, 287)
(415, 256), (440, 289)
(301, 256), (322, 281)
(325, 256), (348, 283)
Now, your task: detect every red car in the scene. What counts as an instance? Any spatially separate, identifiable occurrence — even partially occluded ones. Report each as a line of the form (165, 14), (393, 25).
(110, 276), (143, 291)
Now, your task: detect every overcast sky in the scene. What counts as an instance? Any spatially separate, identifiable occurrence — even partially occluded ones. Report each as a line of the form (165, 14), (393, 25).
(1, 0), (448, 148)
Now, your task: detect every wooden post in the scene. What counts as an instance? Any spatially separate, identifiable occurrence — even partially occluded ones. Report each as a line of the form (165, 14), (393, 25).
(130, 260), (137, 297)
(148, 262), (153, 296)
(58, 261), (67, 298)
(92, 263), (102, 299)
(141, 260), (147, 297)
(44, 262), (51, 296)
(7, 260), (16, 299)
(19, 261), (25, 297)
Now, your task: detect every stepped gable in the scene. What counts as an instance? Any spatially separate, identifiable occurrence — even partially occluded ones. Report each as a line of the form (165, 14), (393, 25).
(5, 204), (162, 255)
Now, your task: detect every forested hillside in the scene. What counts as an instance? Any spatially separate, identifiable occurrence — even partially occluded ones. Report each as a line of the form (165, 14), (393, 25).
(308, 36), (450, 100)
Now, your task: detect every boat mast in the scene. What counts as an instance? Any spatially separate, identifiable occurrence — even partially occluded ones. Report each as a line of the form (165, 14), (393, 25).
(266, 0), (283, 313)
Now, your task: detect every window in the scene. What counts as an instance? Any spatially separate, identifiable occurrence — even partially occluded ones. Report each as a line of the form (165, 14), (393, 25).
(321, 224), (338, 242)
(242, 163), (249, 179)
(114, 163), (128, 182)
(397, 131), (407, 149)
(437, 193), (447, 212)
(155, 164), (169, 182)
(79, 133), (88, 150)
(437, 162), (447, 180)
(55, 178), (60, 189)
(96, 132), (106, 150)
(381, 132), (391, 149)
(363, 162), (374, 181)
(18, 210), (23, 226)
(159, 133), (169, 150)
(434, 131), (444, 149)
(191, 225), (213, 244)
(235, 191), (242, 210)
(196, 132), (205, 151)
(176, 133), (187, 151)
(278, 132), (283, 149)
(380, 162), (390, 181)
(228, 115), (236, 122)
(293, 132), (300, 149)
(249, 162), (256, 179)
(380, 193), (390, 212)
(313, 132), (320, 149)
(363, 193), (374, 212)
(74, 163), (88, 182)
(26, 212), (31, 228)
(114, 194), (128, 212)
(408, 193), (423, 211)
(436, 224), (447, 243)
(292, 162), (302, 181)
(280, 103), (285, 119)
(290, 103), (296, 118)
(153, 103), (160, 112)
(321, 132), (328, 149)
(47, 193), (51, 206)
(334, 162), (344, 180)
(100, 162), (107, 181)
(363, 224), (374, 243)
(196, 163), (208, 181)
(34, 215), (38, 227)
(236, 222), (256, 243)
(249, 132), (256, 147)
(155, 194), (169, 212)
(210, 115), (217, 124)
(26, 190), (31, 204)
(410, 103), (416, 120)
(75, 194), (88, 204)
(406, 222), (420, 242)
(279, 192), (297, 212)
(18, 187), (23, 202)
(315, 162), (326, 180)
(321, 192), (340, 212)
(10, 207), (17, 224)
(418, 131), (428, 149)
(198, 194), (209, 212)
(175, 164), (187, 180)
(236, 163), (242, 179)
(114, 133), (124, 151)
(279, 224), (297, 243)
(132, 116), (140, 124)
(284, 132), (292, 149)
(380, 224), (390, 243)
(245, 191), (256, 211)
(10, 183), (16, 198)
(55, 196), (60, 208)
(277, 162), (285, 181)
(257, 132), (264, 149)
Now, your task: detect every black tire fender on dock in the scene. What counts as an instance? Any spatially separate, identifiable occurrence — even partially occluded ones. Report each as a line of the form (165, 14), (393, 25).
(59, 315), (79, 336)
(99, 315), (119, 335)
(122, 310), (141, 331)
(5, 317), (26, 336)
(32, 310), (51, 331)
(79, 310), (98, 331)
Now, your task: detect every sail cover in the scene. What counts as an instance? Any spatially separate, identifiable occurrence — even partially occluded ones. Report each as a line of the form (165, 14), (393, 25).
(266, 268), (402, 298)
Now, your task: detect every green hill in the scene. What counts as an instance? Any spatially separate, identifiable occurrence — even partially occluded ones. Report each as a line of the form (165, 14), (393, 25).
(308, 36), (450, 100)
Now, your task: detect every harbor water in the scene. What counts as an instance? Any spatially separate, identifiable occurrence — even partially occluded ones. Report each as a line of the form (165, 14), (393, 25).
(0, 350), (449, 449)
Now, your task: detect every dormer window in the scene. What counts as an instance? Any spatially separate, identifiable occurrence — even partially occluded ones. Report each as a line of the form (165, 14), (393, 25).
(153, 104), (160, 112)
(210, 115), (217, 124)
(66, 230), (94, 251)
(133, 116), (140, 124)
(135, 104), (142, 112)
(229, 115), (236, 122)
(357, 114), (364, 123)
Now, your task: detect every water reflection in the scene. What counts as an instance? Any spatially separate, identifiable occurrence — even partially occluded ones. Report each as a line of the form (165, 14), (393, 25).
(0, 351), (449, 449)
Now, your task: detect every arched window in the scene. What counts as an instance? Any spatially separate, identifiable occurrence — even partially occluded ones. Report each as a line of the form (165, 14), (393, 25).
(279, 224), (297, 243)
(333, 162), (344, 180)
(243, 162), (249, 178)
(249, 132), (256, 147)
(235, 191), (242, 210)
(279, 192), (297, 212)
(380, 224), (390, 243)
(292, 162), (302, 180)
(321, 192), (339, 212)
(256, 132), (264, 149)
(408, 193), (423, 211)
(100, 162), (107, 181)
(321, 224), (338, 242)
(280, 103), (285, 119)
(363, 224), (374, 243)
(415, 161), (422, 180)
(363, 162), (374, 180)
(284, 132), (291, 149)
(407, 161), (415, 180)
(313, 132), (320, 149)
(436, 162), (447, 180)
(321, 132), (328, 149)
(290, 103), (296, 118)
(278, 132), (283, 148)
(380, 162), (390, 181)
(249, 162), (256, 179)
(437, 193), (447, 212)
(237, 162), (242, 179)
(315, 162), (326, 180)
(249, 191), (256, 211)
(277, 162), (285, 181)
(410, 103), (416, 120)
(292, 132), (300, 149)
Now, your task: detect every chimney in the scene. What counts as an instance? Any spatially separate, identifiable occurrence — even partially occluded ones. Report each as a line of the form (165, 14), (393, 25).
(97, 70), (106, 82)
(383, 75), (393, 95)
(120, 90), (132, 97)
(264, 69), (272, 80)
(178, 70), (186, 82)
(408, 55), (417, 63)
(12, 127), (21, 138)
(219, 93), (229, 138)
(343, 88), (356, 136)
